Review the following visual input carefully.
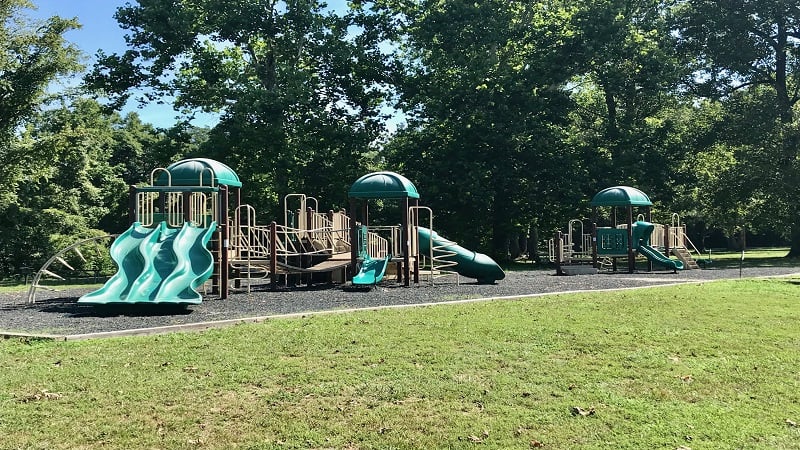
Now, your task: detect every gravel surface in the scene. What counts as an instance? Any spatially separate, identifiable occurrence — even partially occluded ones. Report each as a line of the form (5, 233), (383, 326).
(2, 266), (799, 338)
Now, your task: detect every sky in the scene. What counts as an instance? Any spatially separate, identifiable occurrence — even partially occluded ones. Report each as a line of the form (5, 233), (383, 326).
(30, 0), (210, 127)
(28, 0), (351, 128)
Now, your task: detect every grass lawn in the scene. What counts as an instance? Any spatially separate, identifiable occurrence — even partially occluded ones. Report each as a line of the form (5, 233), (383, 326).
(2, 277), (799, 449)
(698, 247), (797, 269)
(0, 281), (103, 294)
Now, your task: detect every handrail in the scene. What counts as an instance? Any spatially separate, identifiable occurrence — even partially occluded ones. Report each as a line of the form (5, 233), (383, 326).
(199, 167), (216, 188)
(547, 237), (557, 262)
(150, 167), (171, 186)
(678, 225), (702, 257)
(567, 219), (583, 251)
(671, 213), (680, 228)
(563, 219), (593, 260)
(284, 193), (307, 232)
(306, 197), (318, 214)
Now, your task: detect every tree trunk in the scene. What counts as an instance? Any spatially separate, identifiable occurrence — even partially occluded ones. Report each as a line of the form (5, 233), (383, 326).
(528, 226), (541, 264)
(774, 22), (792, 123)
(788, 224), (800, 258)
(509, 232), (521, 260)
(601, 79), (618, 138)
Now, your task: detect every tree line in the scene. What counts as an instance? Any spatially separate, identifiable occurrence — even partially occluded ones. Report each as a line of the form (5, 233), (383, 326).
(1, 0), (798, 276)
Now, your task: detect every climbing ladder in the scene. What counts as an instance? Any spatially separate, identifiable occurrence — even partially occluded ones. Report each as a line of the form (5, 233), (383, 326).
(668, 214), (701, 269)
(411, 206), (459, 285)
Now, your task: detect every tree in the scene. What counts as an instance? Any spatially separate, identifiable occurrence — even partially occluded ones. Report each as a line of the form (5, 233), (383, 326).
(565, 0), (693, 208)
(376, 0), (584, 260)
(86, 0), (394, 218)
(674, 0), (800, 255)
(0, 0), (81, 209)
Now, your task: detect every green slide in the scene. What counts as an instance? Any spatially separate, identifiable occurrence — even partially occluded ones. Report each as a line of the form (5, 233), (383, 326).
(418, 227), (505, 284)
(352, 255), (391, 285)
(79, 221), (216, 305)
(632, 221), (684, 271)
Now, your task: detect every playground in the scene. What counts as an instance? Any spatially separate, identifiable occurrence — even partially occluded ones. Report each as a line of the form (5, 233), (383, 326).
(25, 158), (505, 308)
(5, 157), (799, 338)
(549, 186), (702, 275)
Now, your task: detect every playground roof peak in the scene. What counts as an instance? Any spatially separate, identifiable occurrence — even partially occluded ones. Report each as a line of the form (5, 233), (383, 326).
(348, 171), (420, 199)
(156, 158), (242, 188)
(590, 186), (652, 207)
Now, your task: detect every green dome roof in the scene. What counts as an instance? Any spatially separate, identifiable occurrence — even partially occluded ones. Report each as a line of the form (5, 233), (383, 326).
(156, 158), (242, 187)
(348, 171), (420, 199)
(590, 186), (652, 207)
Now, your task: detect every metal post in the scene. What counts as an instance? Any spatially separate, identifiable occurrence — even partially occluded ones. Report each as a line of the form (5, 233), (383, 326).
(627, 207), (635, 273)
(402, 197), (410, 286)
(220, 185), (229, 299)
(270, 221), (278, 289)
(555, 231), (564, 275)
(412, 199), (420, 284)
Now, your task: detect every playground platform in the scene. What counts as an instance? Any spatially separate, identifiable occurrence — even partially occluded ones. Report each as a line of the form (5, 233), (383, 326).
(2, 266), (799, 340)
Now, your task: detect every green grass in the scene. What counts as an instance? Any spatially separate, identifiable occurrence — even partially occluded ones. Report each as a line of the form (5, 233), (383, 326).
(703, 247), (791, 263)
(2, 278), (799, 449)
(698, 247), (798, 269)
(0, 280), (104, 294)
(0, 282), (27, 294)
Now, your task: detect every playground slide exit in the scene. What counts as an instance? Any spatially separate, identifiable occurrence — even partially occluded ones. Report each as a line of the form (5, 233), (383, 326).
(632, 221), (684, 271)
(79, 221), (216, 305)
(418, 227), (505, 284)
(352, 255), (392, 285)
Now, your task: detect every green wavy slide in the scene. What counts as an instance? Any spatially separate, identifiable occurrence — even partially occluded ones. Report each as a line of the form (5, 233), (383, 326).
(79, 221), (216, 305)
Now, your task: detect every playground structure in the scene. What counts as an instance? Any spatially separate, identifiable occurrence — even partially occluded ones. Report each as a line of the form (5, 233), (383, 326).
(28, 159), (504, 305)
(549, 186), (701, 275)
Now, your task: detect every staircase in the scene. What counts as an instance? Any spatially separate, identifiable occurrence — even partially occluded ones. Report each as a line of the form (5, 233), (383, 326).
(672, 247), (700, 269)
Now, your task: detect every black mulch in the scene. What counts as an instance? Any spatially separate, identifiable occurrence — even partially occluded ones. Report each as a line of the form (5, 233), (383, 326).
(2, 266), (798, 338)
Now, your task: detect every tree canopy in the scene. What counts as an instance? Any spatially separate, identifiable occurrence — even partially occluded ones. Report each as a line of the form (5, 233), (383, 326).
(2, 0), (800, 277)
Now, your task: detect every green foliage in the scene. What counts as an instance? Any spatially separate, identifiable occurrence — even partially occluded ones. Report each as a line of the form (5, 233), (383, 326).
(87, 0), (393, 218)
(0, 206), (90, 275)
(674, 0), (800, 116)
(673, 0), (800, 254)
(0, 97), (179, 277)
(384, 1), (580, 258)
(566, 0), (692, 208)
(21, 99), (126, 225)
(0, 0), (81, 209)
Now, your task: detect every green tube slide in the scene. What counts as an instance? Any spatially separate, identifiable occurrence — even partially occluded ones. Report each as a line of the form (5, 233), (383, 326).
(418, 227), (505, 284)
(79, 221), (216, 305)
(632, 221), (684, 271)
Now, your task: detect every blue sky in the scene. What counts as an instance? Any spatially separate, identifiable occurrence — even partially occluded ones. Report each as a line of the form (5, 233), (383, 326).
(30, 0), (196, 127)
(29, 0), (350, 128)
